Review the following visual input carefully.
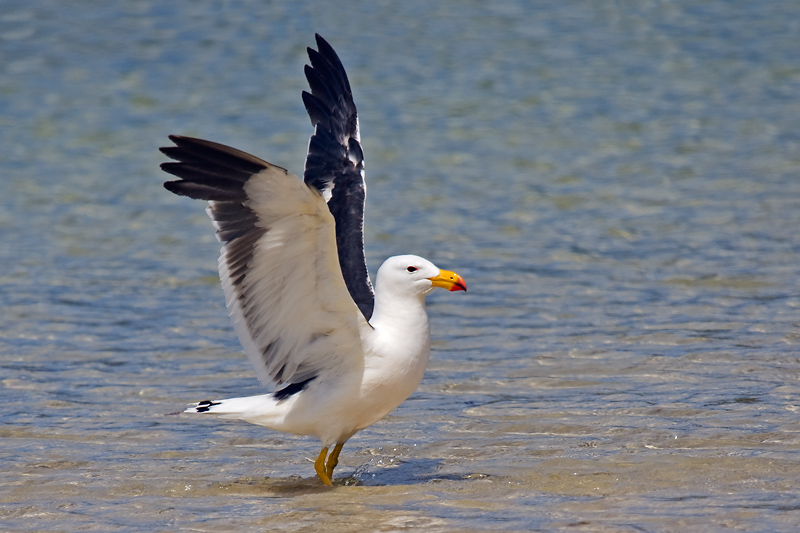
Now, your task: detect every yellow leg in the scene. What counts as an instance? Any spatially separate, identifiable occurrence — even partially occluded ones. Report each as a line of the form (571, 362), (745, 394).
(325, 442), (345, 479)
(314, 447), (333, 486)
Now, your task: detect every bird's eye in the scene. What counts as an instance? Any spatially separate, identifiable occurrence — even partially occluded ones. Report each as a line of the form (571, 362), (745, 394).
(407, 266), (418, 273)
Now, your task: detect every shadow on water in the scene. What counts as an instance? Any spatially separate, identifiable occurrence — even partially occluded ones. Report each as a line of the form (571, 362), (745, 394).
(212, 475), (335, 497)
(350, 457), (472, 486)
(203, 457), (454, 496)
(173, 460), (496, 519)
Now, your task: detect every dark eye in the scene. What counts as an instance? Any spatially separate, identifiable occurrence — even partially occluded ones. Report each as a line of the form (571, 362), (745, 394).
(407, 266), (418, 273)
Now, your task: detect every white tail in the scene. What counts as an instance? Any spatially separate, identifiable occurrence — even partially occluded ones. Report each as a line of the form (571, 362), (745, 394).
(184, 394), (274, 416)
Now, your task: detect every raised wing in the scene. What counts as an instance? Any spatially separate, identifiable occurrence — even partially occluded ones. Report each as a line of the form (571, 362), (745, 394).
(302, 34), (375, 321)
(162, 135), (366, 386)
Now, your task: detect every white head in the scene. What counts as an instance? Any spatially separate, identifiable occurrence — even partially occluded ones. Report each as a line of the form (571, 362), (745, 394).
(374, 255), (467, 300)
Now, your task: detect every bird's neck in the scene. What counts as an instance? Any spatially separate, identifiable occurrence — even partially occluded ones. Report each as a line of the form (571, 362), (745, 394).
(370, 291), (429, 334)
(363, 291), (432, 401)
(367, 290), (432, 368)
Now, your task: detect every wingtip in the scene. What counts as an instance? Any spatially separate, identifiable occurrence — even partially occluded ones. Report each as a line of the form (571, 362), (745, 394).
(309, 34), (329, 60)
(159, 135), (180, 154)
(312, 34), (338, 63)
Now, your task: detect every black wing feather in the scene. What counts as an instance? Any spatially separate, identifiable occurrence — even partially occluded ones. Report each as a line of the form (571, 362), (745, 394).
(302, 34), (374, 321)
(160, 135), (268, 311)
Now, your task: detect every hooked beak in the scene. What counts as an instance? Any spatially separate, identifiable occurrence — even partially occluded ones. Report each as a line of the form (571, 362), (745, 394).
(428, 269), (467, 292)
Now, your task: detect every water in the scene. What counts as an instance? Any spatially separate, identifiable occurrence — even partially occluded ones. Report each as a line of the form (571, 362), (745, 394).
(2, 0), (800, 530)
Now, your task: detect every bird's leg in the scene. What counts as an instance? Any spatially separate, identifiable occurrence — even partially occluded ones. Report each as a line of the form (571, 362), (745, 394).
(325, 442), (345, 479)
(314, 447), (333, 486)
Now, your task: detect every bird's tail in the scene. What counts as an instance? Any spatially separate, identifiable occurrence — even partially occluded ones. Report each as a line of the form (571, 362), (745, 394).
(184, 394), (275, 418)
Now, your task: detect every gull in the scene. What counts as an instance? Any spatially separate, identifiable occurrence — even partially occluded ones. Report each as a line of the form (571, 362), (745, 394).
(160, 34), (466, 486)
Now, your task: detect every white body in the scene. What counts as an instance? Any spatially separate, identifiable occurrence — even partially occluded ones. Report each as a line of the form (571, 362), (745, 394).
(210, 286), (431, 446)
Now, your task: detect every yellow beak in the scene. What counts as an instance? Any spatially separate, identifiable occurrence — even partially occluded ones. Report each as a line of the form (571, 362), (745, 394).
(428, 269), (467, 292)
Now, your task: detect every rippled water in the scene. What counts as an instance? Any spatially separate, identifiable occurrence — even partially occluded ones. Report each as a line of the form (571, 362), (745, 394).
(3, 0), (800, 531)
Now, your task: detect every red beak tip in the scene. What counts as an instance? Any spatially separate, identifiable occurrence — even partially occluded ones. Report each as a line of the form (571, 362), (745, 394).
(451, 281), (467, 292)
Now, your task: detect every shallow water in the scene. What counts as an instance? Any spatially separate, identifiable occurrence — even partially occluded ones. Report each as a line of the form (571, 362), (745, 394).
(3, 0), (800, 531)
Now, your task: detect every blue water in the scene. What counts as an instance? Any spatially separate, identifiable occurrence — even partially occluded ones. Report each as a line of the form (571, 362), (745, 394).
(2, 1), (800, 531)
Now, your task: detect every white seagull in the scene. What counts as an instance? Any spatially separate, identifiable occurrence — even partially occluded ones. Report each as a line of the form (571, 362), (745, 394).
(161, 34), (466, 486)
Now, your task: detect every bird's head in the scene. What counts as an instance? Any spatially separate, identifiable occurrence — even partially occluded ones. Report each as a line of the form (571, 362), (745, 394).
(375, 255), (467, 298)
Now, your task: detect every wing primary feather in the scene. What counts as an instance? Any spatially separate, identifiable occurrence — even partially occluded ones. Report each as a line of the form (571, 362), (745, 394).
(167, 135), (271, 175)
(161, 164), (246, 195)
(304, 65), (338, 111)
(313, 33), (352, 95)
(301, 91), (333, 129)
(164, 180), (244, 202)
